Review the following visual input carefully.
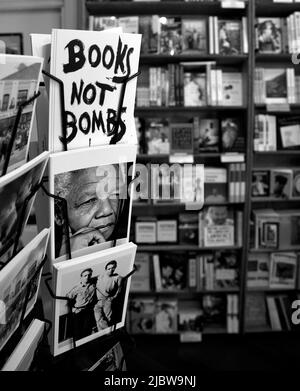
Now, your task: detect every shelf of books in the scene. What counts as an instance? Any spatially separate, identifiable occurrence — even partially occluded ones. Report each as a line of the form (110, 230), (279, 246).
(246, 0), (300, 335)
(84, 0), (251, 339)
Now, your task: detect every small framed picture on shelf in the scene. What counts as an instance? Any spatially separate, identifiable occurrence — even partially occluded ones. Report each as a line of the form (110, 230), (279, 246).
(251, 171), (270, 197)
(0, 33), (23, 54)
(263, 222), (279, 249)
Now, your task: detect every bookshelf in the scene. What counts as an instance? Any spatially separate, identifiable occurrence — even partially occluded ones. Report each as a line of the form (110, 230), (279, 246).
(83, 0), (300, 338)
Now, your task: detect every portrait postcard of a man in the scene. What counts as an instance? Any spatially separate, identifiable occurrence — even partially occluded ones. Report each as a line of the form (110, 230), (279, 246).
(49, 143), (137, 262)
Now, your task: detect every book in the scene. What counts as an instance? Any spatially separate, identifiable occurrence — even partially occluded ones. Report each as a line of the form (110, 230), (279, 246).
(153, 253), (188, 291)
(169, 123), (194, 156)
(0, 151), (48, 265)
(155, 299), (178, 333)
(181, 18), (207, 53)
(269, 252), (297, 289)
(213, 251), (239, 289)
(130, 253), (151, 292)
(278, 117), (300, 150)
(178, 301), (203, 342)
(256, 18), (282, 53)
(0, 228), (49, 352)
(51, 242), (136, 356)
(129, 298), (155, 334)
(183, 72), (207, 106)
(245, 293), (269, 331)
(204, 167), (227, 204)
(1, 319), (45, 371)
(270, 169), (293, 199)
(49, 28), (141, 152)
(202, 294), (227, 331)
(159, 17), (182, 55)
(145, 118), (170, 154)
(157, 220), (177, 243)
(251, 170), (270, 197)
(217, 19), (242, 55)
(178, 213), (198, 246)
(221, 118), (245, 152)
(135, 218), (157, 244)
(49, 143), (136, 262)
(222, 72), (243, 106)
(193, 118), (219, 153)
(152, 163), (182, 203)
(200, 206), (235, 247)
(292, 169), (300, 197)
(0, 54), (43, 173)
(264, 68), (288, 104)
(247, 253), (270, 288)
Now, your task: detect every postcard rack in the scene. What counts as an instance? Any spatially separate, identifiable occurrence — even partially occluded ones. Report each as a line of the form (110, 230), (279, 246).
(42, 69), (140, 151)
(1, 91), (41, 177)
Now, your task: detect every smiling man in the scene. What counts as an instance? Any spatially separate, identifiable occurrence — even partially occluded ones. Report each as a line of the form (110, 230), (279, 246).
(54, 163), (128, 258)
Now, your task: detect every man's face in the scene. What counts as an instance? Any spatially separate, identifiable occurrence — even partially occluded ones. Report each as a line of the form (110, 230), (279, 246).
(106, 264), (116, 277)
(66, 165), (124, 240)
(211, 207), (227, 225)
(81, 271), (92, 285)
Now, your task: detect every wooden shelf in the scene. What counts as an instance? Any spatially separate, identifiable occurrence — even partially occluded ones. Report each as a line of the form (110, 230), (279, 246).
(251, 197), (300, 204)
(136, 106), (247, 115)
(250, 248), (300, 253)
(141, 54), (247, 65)
(86, 1), (247, 17)
(254, 151), (300, 156)
(256, 2), (300, 16)
(130, 289), (240, 296)
(255, 104), (300, 113)
(247, 287), (298, 293)
(255, 53), (292, 62)
(137, 245), (242, 252)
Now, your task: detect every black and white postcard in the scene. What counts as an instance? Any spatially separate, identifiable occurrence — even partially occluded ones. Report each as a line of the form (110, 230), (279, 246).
(49, 143), (136, 262)
(52, 242), (136, 356)
(0, 228), (50, 352)
(0, 54), (43, 173)
(0, 151), (49, 264)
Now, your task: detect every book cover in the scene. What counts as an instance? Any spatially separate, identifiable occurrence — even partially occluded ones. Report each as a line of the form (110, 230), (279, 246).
(154, 253), (188, 292)
(247, 253), (270, 288)
(52, 242), (136, 356)
(264, 68), (287, 104)
(278, 117), (300, 150)
(184, 72), (207, 106)
(178, 213), (198, 246)
(181, 164), (204, 208)
(256, 18), (282, 53)
(202, 294), (227, 331)
(251, 171), (270, 197)
(218, 20), (242, 55)
(213, 251), (239, 289)
(204, 167), (227, 204)
(182, 18), (207, 54)
(86, 342), (126, 371)
(194, 118), (219, 153)
(0, 54), (43, 173)
(222, 73), (243, 106)
(270, 169), (293, 199)
(292, 169), (300, 197)
(178, 301), (203, 342)
(0, 151), (48, 265)
(49, 29), (141, 152)
(145, 118), (170, 154)
(159, 17), (182, 55)
(129, 298), (155, 334)
(202, 206), (235, 247)
(157, 220), (177, 243)
(130, 252), (151, 292)
(221, 118), (245, 152)
(0, 228), (49, 352)
(49, 143), (136, 262)
(135, 220), (157, 244)
(152, 164), (182, 203)
(269, 252), (297, 289)
(245, 293), (269, 331)
(90, 17), (119, 31)
(155, 299), (178, 333)
(169, 123), (193, 155)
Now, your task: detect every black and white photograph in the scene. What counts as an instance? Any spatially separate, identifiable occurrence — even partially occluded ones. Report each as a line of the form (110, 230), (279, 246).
(263, 222), (279, 249)
(52, 242), (136, 356)
(0, 151), (48, 264)
(49, 144), (136, 262)
(0, 33), (23, 55)
(251, 171), (270, 197)
(0, 55), (43, 173)
(0, 229), (49, 352)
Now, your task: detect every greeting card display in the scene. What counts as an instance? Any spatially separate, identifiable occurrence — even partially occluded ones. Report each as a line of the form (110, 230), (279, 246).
(49, 29), (141, 152)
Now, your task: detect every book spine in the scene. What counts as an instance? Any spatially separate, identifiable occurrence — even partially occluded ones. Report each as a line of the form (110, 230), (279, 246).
(153, 254), (162, 291)
(242, 16), (248, 54)
(209, 16), (214, 54)
(198, 211), (204, 247)
(188, 257), (197, 290)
